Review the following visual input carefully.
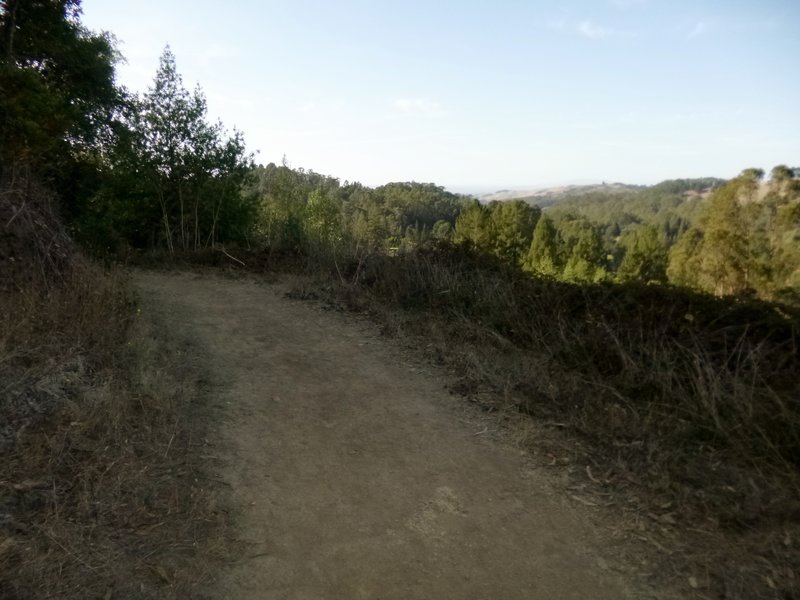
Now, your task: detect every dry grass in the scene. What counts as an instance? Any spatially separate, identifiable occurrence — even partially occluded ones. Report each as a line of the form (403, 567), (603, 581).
(1, 177), (228, 598)
(119, 240), (800, 597)
(284, 242), (800, 600)
(0, 262), (229, 599)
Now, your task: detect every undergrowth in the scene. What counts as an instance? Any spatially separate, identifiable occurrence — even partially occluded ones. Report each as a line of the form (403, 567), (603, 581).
(285, 242), (800, 600)
(1, 178), (227, 598)
(124, 240), (800, 597)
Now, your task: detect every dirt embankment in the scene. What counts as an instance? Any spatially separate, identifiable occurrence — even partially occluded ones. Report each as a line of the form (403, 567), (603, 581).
(136, 271), (662, 600)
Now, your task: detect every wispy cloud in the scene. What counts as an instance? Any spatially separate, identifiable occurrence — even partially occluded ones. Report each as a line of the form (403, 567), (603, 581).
(686, 21), (707, 39)
(391, 98), (444, 116)
(577, 20), (613, 39)
(547, 19), (634, 39)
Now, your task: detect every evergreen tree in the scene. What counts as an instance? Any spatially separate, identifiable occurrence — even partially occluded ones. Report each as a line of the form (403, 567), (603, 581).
(454, 201), (489, 249)
(0, 0), (121, 208)
(124, 46), (253, 252)
(617, 224), (667, 283)
(523, 215), (560, 276)
(563, 226), (606, 282)
(486, 200), (540, 265)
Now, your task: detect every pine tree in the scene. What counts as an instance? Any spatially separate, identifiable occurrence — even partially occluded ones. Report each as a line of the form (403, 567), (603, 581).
(617, 224), (667, 283)
(523, 215), (560, 276)
(132, 46), (252, 252)
(486, 200), (540, 265)
(454, 201), (489, 250)
(563, 226), (606, 282)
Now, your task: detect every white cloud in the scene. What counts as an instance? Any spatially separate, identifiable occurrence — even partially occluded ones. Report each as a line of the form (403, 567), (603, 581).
(687, 21), (707, 39)
(577, 20), (612, 39)
(391, 98), (444, 116)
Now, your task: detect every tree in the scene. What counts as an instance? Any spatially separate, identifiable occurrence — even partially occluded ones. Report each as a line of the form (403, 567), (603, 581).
(563, 225), (606, 282)
(487, 200), (540, 265)
(454, 200), (489, 249)
(431, 219), (453, 241)
(696, 172), (755, 295)
(0, 0), (121, 192)
(305, 186), (342, 248)
(126, 46), (253, 252)
(523, 215), (560, 276)
(667, 227), (703, 288)
(616, 224), (667, 283)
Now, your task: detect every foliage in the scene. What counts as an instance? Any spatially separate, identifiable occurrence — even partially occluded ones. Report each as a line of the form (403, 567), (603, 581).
(0, 0), (122, 208)
(522, 215), (560, 276)
(76, 47), (255, 254)
(617, 224), (667, 283)
(249, 162), (470, 255)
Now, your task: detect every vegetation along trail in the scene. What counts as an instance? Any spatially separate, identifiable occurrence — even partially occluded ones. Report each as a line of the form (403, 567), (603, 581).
(135, 271), (650, 599)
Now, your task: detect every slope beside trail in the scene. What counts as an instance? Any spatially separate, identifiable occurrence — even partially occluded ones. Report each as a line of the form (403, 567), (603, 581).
(135, 271), (650, 600)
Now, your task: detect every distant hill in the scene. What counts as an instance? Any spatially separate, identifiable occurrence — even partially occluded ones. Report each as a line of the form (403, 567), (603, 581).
(478, 178), (725, 210)
(479, 182), (642, 207)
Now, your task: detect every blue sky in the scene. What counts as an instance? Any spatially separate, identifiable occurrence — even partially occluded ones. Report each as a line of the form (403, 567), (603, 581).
(81, 0), (800, 192)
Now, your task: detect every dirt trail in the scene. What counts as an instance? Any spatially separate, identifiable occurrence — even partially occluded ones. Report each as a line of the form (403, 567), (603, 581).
(136, 271), (647, 600)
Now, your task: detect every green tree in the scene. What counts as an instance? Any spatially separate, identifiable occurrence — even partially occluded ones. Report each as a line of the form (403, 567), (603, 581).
(0, 0), (121, 198)
(523, 215), (560, 276)
(128, 46), (253, 252)
(696, 171), (756, 295)
(454, 201), (489, 249)
(305, 186), (342, 248)
(563, 225), (606, 282)
(667, 227), (703, 288)
(487, 200), (540, 265)
(616, 224), (667, 283)
(431, 219), (453, 241)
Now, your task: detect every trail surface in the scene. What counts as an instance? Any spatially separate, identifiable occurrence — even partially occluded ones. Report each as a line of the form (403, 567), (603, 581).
(136, 271), (643, 600)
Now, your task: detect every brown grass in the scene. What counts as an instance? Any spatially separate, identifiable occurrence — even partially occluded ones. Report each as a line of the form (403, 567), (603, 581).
(1, 177), (228, 598)
(284, 242), (800, 600)
(119, 240), (800, 598)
